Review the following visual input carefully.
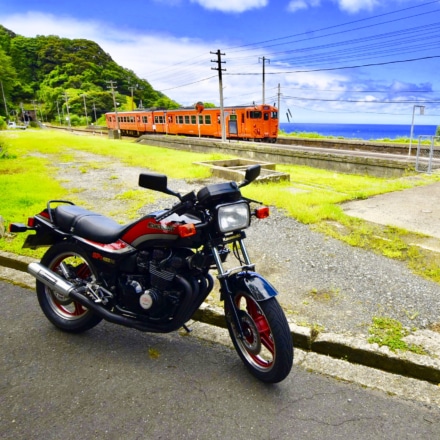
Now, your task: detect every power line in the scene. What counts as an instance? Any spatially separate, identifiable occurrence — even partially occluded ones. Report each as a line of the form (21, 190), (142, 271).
(226, 55), (440, 75)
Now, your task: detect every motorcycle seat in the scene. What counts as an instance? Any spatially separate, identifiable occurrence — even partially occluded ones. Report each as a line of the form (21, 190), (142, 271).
(54, 205), (126, 243)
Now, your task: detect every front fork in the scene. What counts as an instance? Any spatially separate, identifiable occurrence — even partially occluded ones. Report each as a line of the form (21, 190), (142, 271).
(211, 238), (255, 340)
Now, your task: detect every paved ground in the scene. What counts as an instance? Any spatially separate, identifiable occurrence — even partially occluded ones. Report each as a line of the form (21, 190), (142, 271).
(343, 181), (440, 248)
(1, 280), (440, 440)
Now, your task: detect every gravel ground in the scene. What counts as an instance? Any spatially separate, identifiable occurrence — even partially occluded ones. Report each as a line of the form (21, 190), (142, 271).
(55, 150), (440, 337)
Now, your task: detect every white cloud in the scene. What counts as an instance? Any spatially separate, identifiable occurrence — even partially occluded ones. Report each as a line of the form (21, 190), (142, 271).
(190, 0), (268, 13)
(336, 0), (379, 14)
(287, 0), (321, 13)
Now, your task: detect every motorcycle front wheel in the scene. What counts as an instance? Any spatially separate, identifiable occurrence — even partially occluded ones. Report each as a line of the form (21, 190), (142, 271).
(225, 291), (293, 383)
(36, 242), (103, 333)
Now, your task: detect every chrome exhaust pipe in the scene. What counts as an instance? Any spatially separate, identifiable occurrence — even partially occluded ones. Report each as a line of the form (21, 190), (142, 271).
(28, 262), (77, 297)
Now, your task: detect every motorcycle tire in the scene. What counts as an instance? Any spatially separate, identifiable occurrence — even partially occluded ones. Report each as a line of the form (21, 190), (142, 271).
(36, 242), (103, 333)
(225, 292), (293, 383)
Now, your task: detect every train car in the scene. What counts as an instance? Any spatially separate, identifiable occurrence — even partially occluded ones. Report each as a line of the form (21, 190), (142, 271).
(105, 104), (278, 142)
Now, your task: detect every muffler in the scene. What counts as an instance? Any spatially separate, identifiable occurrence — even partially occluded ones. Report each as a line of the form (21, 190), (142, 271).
(28, 262), (77, 298)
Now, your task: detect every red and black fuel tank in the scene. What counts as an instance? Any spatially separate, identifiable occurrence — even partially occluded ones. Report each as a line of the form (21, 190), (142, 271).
(121, 212), (203, 249)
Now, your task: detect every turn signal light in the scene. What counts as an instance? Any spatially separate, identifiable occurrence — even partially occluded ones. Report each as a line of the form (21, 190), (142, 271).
(255, 206), (270, 219)
(177, 223), (197, 238)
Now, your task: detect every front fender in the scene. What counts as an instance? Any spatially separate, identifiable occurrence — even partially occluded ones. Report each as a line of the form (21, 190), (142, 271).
(229, 271), (278, 301)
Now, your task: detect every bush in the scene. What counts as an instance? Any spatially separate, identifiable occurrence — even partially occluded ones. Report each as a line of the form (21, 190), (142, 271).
(0, 116), (6, 130)
(436, 125), (440, 137)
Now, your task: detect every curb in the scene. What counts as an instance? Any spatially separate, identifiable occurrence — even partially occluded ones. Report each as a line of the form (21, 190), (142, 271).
(1, 250), (439, 384)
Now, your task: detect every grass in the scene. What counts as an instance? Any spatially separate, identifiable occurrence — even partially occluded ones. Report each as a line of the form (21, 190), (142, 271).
(368, 317), (425, 354)
(1, 129), (440, 282)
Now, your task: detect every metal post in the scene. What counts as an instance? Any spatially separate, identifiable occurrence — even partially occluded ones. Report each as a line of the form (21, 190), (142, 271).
(409, 105), (425, 156)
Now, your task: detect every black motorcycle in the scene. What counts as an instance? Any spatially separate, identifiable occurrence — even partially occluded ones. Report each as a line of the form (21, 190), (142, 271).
(10, 165), (293, 383)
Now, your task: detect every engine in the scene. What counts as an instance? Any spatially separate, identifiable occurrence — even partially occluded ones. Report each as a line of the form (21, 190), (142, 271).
(117, 248), (195, 320)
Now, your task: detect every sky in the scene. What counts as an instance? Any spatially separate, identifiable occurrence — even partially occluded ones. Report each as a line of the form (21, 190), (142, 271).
(0, 0), (439, 125)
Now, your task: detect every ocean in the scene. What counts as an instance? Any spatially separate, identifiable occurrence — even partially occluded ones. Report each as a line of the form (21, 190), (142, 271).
(279, 123), (438, 141)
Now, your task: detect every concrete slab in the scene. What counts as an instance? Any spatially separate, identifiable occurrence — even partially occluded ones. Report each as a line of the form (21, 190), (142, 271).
(343, 182), (440, 240)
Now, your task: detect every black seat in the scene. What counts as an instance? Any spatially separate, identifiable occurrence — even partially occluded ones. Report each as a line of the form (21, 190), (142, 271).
(54, 205), (126, 244)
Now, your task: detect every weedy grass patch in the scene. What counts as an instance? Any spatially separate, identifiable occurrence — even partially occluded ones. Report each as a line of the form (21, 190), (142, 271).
(368, 317), (426, 354)
(2, 130), (440, 282)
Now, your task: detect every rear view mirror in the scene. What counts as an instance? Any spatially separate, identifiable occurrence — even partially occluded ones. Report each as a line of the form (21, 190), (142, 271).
(138, 173), (181, 199)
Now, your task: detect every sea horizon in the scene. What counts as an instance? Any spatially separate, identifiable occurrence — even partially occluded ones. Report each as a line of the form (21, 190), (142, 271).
(279, 122), (438, 141)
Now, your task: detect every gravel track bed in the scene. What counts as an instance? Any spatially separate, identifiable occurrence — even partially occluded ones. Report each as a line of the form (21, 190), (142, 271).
(57, 150), (440, 337)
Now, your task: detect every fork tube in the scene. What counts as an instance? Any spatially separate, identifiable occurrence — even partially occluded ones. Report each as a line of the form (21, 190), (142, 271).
(212, 245), (245, 339)
(211, 246), (226, 275)
(237, 238), (252, 265)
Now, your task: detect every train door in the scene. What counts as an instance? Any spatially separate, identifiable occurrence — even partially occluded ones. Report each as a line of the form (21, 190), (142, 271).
(262, 108), (271, 141)
(228, 113), (238, 137)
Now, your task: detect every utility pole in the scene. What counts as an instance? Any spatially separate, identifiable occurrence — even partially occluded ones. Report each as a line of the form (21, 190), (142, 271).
(81, 94), (89, 126)
(211, 49), (226, 142)
(128, 85), (137, 111)
(62, 92), (71, 130)
(0, 80), (9, 121)
(277, 83), (281, 116)
(92, 101), (97, 123)
(107, 80), (121, 138)
(259, 56), (270, 105)
(56, 100), (61, 125)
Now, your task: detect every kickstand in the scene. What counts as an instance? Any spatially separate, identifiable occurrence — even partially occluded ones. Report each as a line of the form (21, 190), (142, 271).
(182, 324), (192, 333)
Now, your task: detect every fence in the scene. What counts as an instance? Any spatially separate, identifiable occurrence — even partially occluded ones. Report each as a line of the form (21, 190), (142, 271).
(415, 136), (440, 174)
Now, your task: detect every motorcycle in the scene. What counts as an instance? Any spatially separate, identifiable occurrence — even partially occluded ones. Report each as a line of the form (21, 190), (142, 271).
(10, 165), (293, 383)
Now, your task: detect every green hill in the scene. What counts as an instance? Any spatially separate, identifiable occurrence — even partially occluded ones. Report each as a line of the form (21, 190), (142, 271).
(0, 25), (179, 125)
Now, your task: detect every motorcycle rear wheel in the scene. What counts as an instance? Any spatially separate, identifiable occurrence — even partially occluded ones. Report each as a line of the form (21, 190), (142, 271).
(36, 242), (103, 333)
(225, 292), (293, 383)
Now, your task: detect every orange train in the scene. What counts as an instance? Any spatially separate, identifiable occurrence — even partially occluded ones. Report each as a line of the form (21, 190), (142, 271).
(105, 104), (279, 143)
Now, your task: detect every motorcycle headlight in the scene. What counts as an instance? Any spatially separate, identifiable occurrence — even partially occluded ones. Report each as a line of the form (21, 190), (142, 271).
(217, 202), (250, 233)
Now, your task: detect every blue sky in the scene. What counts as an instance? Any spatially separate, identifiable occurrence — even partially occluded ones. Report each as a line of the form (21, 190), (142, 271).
(0, 0), (439, 124)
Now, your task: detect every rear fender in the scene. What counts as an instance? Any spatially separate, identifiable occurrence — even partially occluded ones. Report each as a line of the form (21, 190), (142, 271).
(22, 215), (67, 249)
(229, 271), (278, 301)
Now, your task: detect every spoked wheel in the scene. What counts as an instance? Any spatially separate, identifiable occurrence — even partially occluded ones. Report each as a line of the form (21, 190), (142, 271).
(225, 291), (293, 383)
(36, 243), (102, 333)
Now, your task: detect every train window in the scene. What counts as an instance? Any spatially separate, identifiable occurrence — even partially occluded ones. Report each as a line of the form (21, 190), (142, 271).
(142, 116), (148, 123)
(264, 113), (269, 121)
(130, 116), (135, 123)
(168, 116), (173, 123)
(271, 111), (278, 119)
(230, 114), (237, 121)
(205, 115), (211, 124)
(250, 111), (262, 119)
(198, 115), (203, 124)
(184, 115), (190, 124)
(191, 115), (196, 124)
(178, 115), (183, 124)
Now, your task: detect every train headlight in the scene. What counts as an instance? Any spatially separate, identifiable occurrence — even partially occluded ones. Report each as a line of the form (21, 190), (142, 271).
(217, 202), (250, 233)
